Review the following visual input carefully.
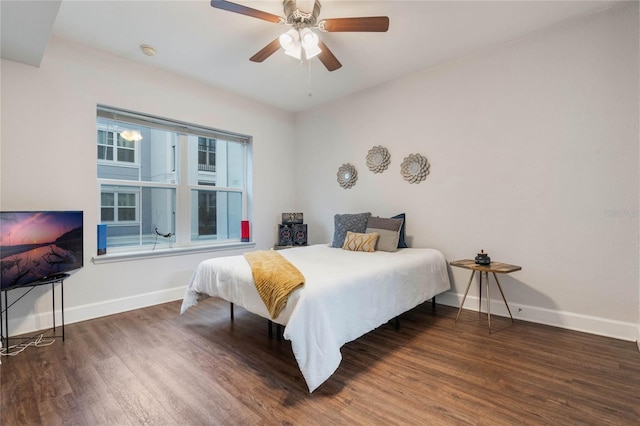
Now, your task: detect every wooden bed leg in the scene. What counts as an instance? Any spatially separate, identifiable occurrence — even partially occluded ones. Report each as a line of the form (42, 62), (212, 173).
(230, 302), (234, 321)
(268, 320), (273, 338)
(432, 296), (436, 313)
(276, 324), (282, 341)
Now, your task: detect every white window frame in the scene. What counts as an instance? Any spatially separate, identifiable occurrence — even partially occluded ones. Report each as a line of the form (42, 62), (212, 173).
(95, 105), (252, 259)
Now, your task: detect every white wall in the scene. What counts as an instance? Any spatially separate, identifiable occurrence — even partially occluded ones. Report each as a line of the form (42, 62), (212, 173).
(294, 3), (639, 340)
(2, 4), (638, 344)
(1, 37), (296, 336)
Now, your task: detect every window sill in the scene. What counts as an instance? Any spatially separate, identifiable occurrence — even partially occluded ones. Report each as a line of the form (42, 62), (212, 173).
(91, 242), (256, 264)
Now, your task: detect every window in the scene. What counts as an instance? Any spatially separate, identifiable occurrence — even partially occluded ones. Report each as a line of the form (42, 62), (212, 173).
(188, 135), (244, 243)
(97, 106), (250, 252)
(97, 130), (136, 164)
(198, 137), (216, 173)
(101, 191), (138, 222)
(97, 130), (113, 161)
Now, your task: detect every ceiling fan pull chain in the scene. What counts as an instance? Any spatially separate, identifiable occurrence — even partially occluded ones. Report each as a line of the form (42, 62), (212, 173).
(308, 59), (313, 97)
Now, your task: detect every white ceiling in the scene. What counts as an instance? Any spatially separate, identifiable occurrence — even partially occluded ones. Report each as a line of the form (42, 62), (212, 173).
(1, 0), (620, 112)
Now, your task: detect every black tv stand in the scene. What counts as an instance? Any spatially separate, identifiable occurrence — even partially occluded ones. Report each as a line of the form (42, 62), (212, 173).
(1, 273), (69, 354)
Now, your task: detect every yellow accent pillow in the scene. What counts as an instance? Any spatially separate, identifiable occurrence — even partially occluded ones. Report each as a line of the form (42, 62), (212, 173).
(342, 231), (379, 252)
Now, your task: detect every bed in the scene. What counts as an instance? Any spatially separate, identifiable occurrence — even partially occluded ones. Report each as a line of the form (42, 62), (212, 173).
(180, 243), (451, 392)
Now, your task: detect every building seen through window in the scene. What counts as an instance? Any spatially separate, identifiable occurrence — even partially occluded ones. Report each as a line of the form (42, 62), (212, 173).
(97, 106), (249, 251)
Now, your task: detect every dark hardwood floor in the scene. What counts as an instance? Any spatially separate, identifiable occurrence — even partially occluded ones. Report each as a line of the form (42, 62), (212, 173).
(1, 298), (639, 425)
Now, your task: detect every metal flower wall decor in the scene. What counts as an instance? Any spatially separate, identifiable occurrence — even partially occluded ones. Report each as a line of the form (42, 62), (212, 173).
(366, 145), (391, 173)
(337, 163), (358, 189)
(400, 153), (430, 184)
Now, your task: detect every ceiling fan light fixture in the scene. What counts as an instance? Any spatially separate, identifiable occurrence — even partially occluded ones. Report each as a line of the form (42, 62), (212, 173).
(304, 44), (322, 60)
(284, 44), (302, 60)
(299, 28), (321, 59)
(279, 28), (299, 50)
(300, 28), (319, 48)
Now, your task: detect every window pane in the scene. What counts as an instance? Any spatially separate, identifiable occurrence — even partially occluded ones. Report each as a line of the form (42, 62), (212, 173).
(97, 117), (178, 183)
(117, 135), (135, 149)
(118, 207), (136, 221)
(118, 193), (136, 207)
(98, 131), (114, 161)
(197, 137), (216, 172)
(225, 141), (245, 189)
(191, 190), (241, 241)
(97, 130), (113, 146)
(117, 147), (135, 163)
(188, 136), (243, 187)
(198, 191), (216, 236)
(143, 187), (175, 245)
(100, 184), (175, 249)
(101, 208), (114, 222)
(115, 134), (135, 163)
(101, 192), (114, 207)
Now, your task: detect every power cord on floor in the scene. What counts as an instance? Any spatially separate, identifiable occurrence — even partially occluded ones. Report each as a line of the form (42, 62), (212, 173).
(0, 333), (56, 357)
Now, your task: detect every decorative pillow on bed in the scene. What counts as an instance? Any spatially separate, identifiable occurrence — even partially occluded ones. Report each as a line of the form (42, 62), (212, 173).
(331, 212), (372, 248)
(392, 213), (408, 248)
(366, 216), (404, 252)
(342, 231), (379, 252)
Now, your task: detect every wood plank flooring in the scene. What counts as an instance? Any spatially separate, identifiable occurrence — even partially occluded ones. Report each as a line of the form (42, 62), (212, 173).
(1, 298), (639, 425)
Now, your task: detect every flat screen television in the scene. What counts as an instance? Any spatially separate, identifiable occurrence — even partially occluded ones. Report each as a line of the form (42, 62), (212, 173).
(0, 211), (83, 290)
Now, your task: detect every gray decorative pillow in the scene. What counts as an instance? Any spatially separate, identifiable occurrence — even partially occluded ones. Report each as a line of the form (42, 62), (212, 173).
(331, 212), (372, 248)
(366, 216), (404, 252)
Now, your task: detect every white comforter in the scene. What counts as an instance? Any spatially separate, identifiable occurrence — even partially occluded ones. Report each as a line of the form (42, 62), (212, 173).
(180, 244), (451, 392)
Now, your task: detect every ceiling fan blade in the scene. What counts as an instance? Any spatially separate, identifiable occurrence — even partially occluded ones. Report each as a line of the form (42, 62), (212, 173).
(250, 38), (282, 63)
(210, 0), (284, 24)
(317, 40), (342, 72)
(318, 16), (389, 32)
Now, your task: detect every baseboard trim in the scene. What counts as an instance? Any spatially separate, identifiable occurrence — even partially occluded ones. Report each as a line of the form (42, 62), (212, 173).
(437, 292), (638, 342)
(4, 286), (186, 338)
(5, 287), (638, 346)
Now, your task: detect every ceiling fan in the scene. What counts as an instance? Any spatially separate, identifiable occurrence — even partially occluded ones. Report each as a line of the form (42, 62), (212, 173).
(210, 0), (389, 71)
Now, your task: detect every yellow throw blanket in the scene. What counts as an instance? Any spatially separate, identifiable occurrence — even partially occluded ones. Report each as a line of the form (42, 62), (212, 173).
(244, 250), (305, 319)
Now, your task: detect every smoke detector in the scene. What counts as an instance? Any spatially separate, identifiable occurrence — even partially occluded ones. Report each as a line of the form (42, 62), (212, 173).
(140, 45), (156, 57)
